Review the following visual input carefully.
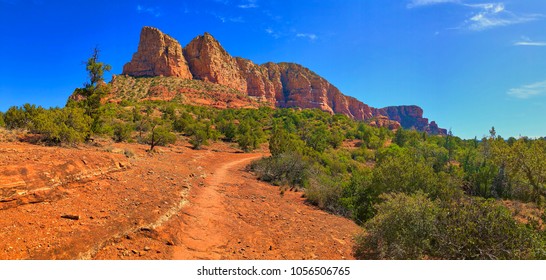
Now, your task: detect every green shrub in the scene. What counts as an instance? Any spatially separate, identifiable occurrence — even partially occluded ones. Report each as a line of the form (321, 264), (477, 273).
(32, 107), (92, 145)
(188, 123), (210, 150)
(355, 192), (440, 260)
(250, 152), (308, 187)
(236, 118), (265, 152)
(434, 198), (543, 259)
(372, 152), (438, 196)
(4, 104), (44, 130)
(340, 169), (378, 224)
(113, 122), (133, 142)
(0, 111), (5, 127)
(355, 192), (544, 260)
(306, 172), (348, 215)
(147, 125), (176, 151)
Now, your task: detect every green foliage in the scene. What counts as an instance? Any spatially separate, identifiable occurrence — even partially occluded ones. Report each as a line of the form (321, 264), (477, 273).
(306, 171), (348, 215)
(4, 104), (45, 130)
(372, 151), (439, 195)
(146, 119), (176, 151)
(355, 191), (440, 260)
(269, 123), (304, 156)
(187, 122), (211, 150)
(113, 122), (133, 142)
(173, 111), (194, 134)
(217, 120), (237, 141)
(434, 198), (543, 259)
(491, 138), (546, 204)
(355, 192), (543, 260)
(250, 152), (308, 187)
(340, 169), (378, 224)
(69, 47), (112, 123)
(32, 107), (92, 145)
(236, 118), (265, 152)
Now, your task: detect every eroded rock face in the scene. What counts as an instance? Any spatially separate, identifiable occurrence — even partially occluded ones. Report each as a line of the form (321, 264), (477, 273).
(236, 58), (276, 103)
(120, 27), (446, 134)
(122, 27), (193, 79)
(184, 33), (247, 93)
(368, 115), (402, 130)
(377, 106), (447, 134)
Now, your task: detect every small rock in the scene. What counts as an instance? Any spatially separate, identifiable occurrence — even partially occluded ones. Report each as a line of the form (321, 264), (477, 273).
(166, 240), (175, 246)
(143, 246), (151, 251)
(132, 249), (139, 254)
(61, 214), (80, 220)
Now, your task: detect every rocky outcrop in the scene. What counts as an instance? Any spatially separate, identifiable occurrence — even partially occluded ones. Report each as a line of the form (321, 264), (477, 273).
(377, 106), (447, 135)
(122, 27), (193, 79)
(236, 58), (276, 103)
(368, 116), (402, 130)
(120, 27), (446, 134)
(184, 33), (247, 93)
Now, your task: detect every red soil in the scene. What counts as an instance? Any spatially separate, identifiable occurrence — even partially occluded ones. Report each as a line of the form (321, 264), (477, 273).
(0, 140), (360, 260)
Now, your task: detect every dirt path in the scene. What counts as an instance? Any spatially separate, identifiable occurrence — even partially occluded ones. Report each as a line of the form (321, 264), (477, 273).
(172, 154), (261, 259)
(0, 141), (360, 260)
(168, 152), (361, 260)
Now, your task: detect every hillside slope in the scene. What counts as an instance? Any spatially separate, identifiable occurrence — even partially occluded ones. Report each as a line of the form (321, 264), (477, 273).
(118, 26), (446, 134)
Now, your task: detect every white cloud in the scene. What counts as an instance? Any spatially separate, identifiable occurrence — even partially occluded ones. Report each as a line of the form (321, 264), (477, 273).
(463, 3), (541, 31)
(514, 36), (546, 46)
(136, 5), (161, 17)
(296, 33), (318, 41)
(211, 12), (245, 23)
(408, 1), (543, 31)
(508, 80), (546, 99)
(238, 0), (258, 9)
(514, 41), (546, 46)
(407, 0), (459, 8)
(265, 28), (281, 39)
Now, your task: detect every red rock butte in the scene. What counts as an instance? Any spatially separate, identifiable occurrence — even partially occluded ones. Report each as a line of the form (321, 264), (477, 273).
(122, 26), (446, 134)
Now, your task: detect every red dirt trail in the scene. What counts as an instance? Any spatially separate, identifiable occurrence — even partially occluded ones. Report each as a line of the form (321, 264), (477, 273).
(0, 141), (361, 260)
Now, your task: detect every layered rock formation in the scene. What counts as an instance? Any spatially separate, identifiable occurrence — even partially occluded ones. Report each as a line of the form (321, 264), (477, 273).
(122, 27), (192, 79)
(121, 26), (446, 134)
(377, 106), (447, 135)
(184, 33), (247, 93)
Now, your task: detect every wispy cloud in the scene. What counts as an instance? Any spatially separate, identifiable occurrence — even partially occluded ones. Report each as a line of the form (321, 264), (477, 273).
(211, 12), (245, 23)
(136, 5), (161, 17)
(508, 80), (546, 99)
(296, 33), (318, 41)
(514, 41), (546, 46)
(462, 3), (541, 31)
(238, 0), (258, 9)
(213, 0), (230, 5)
(408, 1), (543, 31)
(265, 28), (282, 39)
(514, 36), (546, 47)
(407, 0), (459, 8)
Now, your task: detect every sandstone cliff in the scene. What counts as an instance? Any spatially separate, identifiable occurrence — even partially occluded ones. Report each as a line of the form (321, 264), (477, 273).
(377, 106), (447, 135)
(120, 27), (446, 134)
(122, 27), (193, 79)
(184, 33), (247, 93)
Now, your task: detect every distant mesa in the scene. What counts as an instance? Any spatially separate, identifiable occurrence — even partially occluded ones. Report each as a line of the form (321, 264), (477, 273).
(121, 26), (446, 135)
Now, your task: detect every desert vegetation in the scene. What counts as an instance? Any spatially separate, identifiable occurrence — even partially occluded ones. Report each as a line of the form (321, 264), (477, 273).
(2, 50), (545, 260)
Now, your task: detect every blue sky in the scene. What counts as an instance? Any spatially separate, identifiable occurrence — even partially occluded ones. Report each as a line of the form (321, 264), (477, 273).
(0, 0), (545, 138)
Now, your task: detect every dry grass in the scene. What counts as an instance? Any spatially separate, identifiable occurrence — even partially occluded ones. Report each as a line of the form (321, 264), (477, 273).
(111, 75), (244, 101)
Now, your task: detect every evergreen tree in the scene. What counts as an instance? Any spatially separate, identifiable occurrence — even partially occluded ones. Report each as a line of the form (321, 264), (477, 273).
(69, 47), (112, 128)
